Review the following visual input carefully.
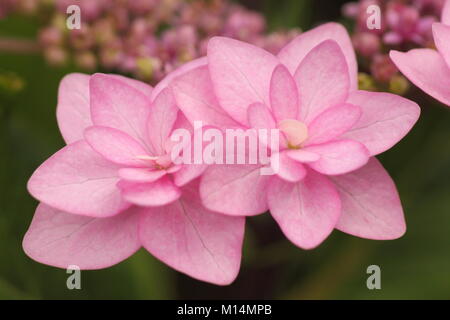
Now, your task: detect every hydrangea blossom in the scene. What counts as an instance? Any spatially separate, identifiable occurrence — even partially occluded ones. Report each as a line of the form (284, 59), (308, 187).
(343, 0), (445, 85)
(172, 23), (420, 249)
(23, 65), (244, 285)
(23, 21), (422, 286)
(391, 0), (450, 106)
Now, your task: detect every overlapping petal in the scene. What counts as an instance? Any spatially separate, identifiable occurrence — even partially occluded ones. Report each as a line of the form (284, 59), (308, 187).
(28, 140), (127, 217)
(23, 204), (140, 269)
(200, 165), (270, 216)
(90, 73), (152, 151)
(267, 171), (341, 249)
(294, 40), (350, 123)
(331, 158), (406, 240)
(342, 90), (420, 155)
(56, 73), (92, 144)
(207, 37), (278, 125)
(278, 22), (358, 90)
(139, 184), (245, 285)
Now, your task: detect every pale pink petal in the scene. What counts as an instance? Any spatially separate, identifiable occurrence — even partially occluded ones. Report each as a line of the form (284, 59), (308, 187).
(23, 204), (140, 269)
(432, 23), (450, 67)
(107, 74), (153, 100)
(173, 164), (207, 187)
(342, 90), (420, 155)
(306, 103), (362, 145)
(200, 165), (270, 216)
(171, 65), (239, 128)
(304, 140), (370, 175)
(278, 22), (358, 90)
(120, 177), (181, 207)
(271, 151), (307, 182)
(267, 171), (341, 249)
(270, 64), (299, 121)
(442, 0), (450, 25)
(84, 126), (150, 167)
(118, 168), (166, 183)
(147, 88), (179, 155)
(286, 149), (320, 163)
(90, 73), (152, 151)
(139, 187), (245, 285)
(247, 102), (276, 129)
(331, 158), (406, 240)
(56, 73), (92, 144)
(207, 37), (279, 125)
(151, 57), (208, 101)
(294, 40), (350, 123)
(390, 49), (450, 106)
(27, 140), (128, 218)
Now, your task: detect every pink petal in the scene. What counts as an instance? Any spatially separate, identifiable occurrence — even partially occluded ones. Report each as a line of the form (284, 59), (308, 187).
(286, 149), (320, 163)
(270, 64), (299, 121)
(442, 0), (450, 25)
(278, 22), (358, 90)
(84, 126), (150, 167)
(271, 151), (307, 182)
(247, 102), (276, 129)
(90, 73), (152, 151)
(306, 103), (362, 145)
(432, 23), (450, 67)
(107, 74), (153, 100)
(207, 37), (278, 125)
(173, 164), (207, 187)
(331, 158), (406, 240)
(151, 57), (208, 101)
(304, 140), (370, 175)
(23, 204), (140, 269)
(171, 65), (239, 128)
(390, 49), (450, 107)
(200, 165), (270, 216)
(294, 40), (350, 123)
(120, 177), (181, 207)
(56, 73), (92, 144)
(118, 168), (166, 183)
(147, 88), (179, 155)
(27, 140), (128, 218)
(138, 187), (245, 285)
(267, 172), (341, 249)
(342, 90), (420, 155)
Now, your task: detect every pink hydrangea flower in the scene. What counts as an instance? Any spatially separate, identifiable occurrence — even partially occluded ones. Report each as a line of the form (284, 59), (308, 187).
(391, 0), (450, 106)
(23, 63), (245, 285)
(172, 23), (420, 249)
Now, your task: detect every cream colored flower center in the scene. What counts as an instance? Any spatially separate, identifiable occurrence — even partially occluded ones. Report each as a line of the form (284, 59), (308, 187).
(278, 119), (308, 149)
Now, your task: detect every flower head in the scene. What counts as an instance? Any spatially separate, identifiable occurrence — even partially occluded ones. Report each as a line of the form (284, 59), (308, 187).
(172, 23), (420, 249)
(24, 65), (244, 285)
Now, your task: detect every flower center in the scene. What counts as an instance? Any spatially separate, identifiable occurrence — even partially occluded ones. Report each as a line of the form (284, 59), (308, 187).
(135, 154), (172, 170)
(278, 119), (308, 149)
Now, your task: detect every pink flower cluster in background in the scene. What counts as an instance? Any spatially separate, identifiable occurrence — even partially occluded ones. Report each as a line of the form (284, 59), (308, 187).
(391, 0), (450, 106)
(2, 0), (299, 84)
(343, 0), (445, 85)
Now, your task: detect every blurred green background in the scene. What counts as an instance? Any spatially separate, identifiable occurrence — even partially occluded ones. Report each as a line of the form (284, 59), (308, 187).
(1, 0), (450, 299)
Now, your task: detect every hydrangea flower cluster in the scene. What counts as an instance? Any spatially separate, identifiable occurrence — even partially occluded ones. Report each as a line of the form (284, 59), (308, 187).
(2, 0), (299, 84)
(391, 0), (450, 106)
(343, 0), (445, 86)
(24, 22), (420, 285)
